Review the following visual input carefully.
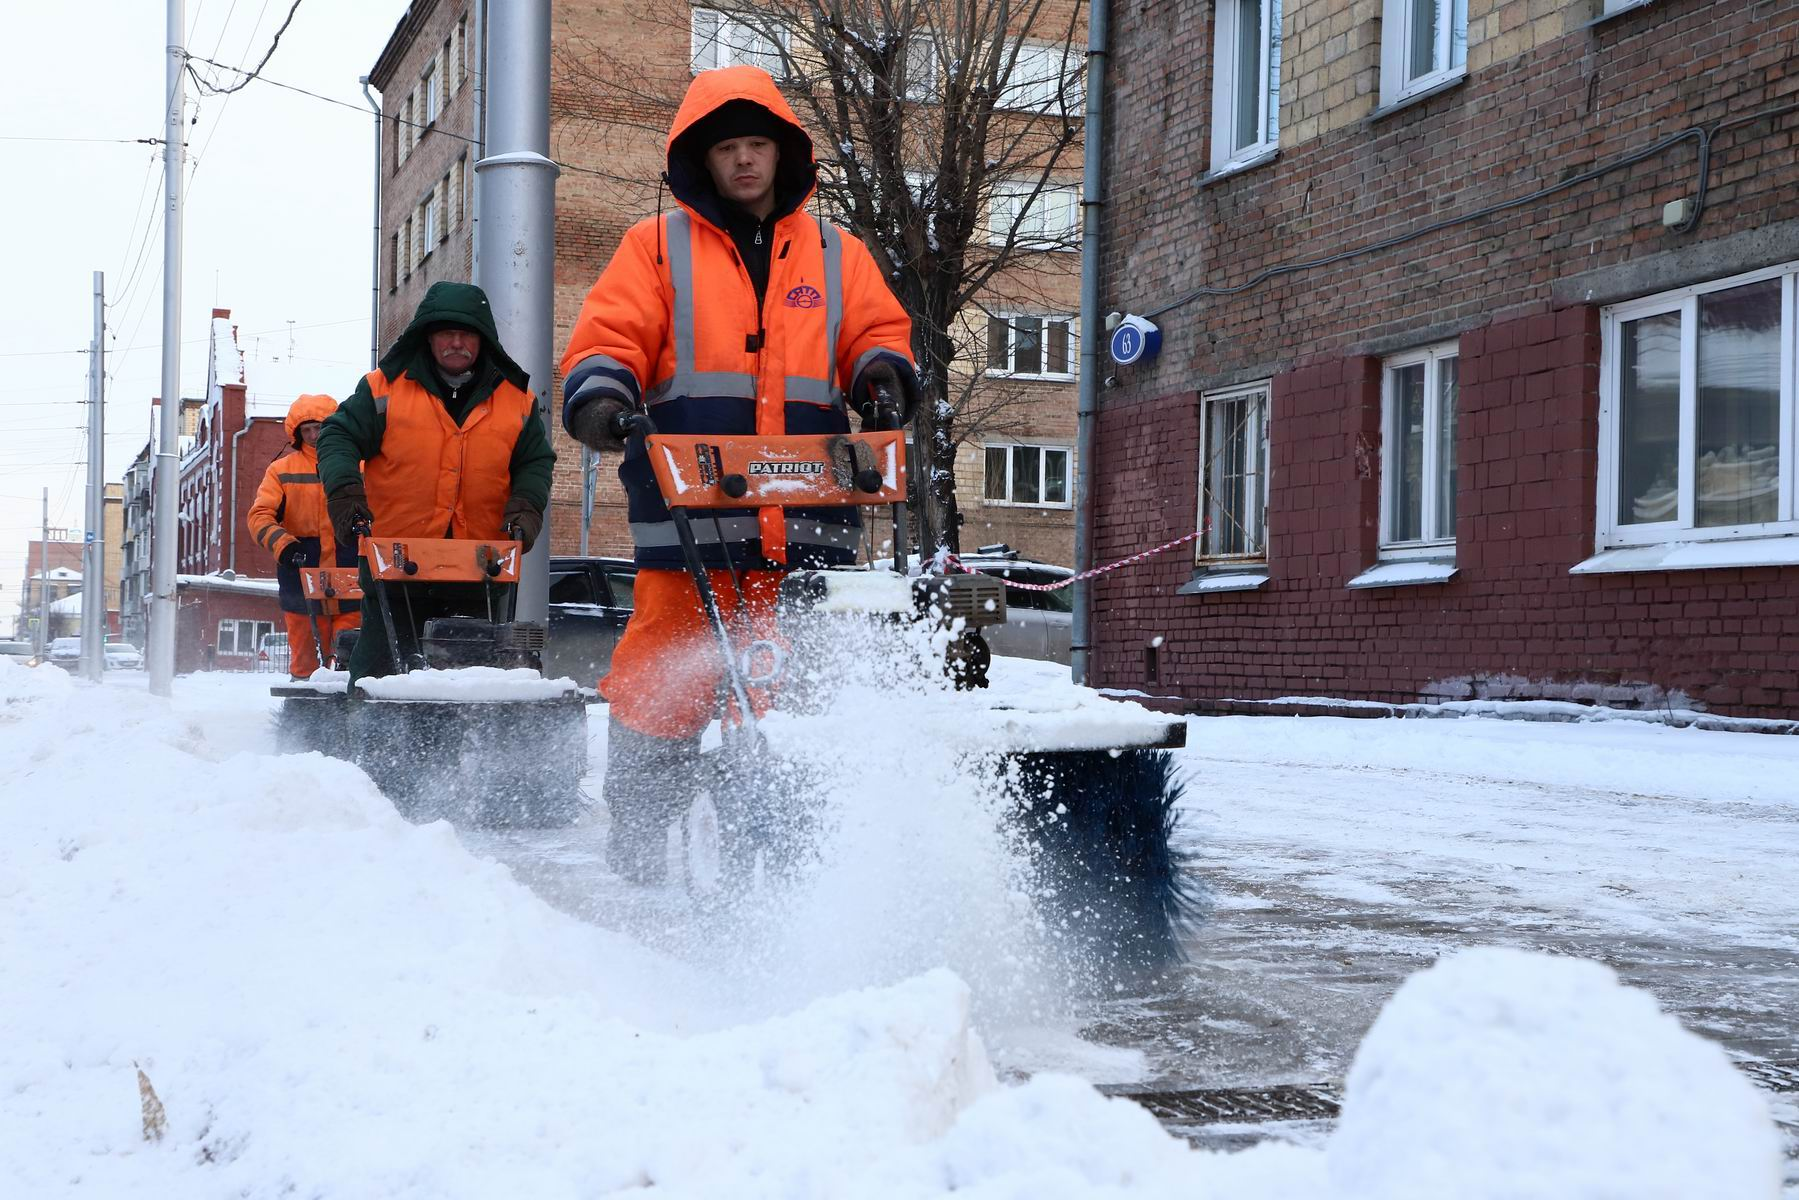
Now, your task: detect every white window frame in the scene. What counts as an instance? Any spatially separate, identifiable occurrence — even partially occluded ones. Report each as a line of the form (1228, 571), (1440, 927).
(1197, 381), (1271, 563)
(997, 42), (1084, 113)
(1380, 342), (1460, 558)
(985, 313), (1076, 380)
(422, 56), (440, 126)
(690, 8), (789, 77)
(1598, 261), (1799, 550)
(1379, 0), (1467, 107)
(400, 92), (416, 160)
(983, 442), (1074, 509)
(421, 191), (440, 257)
(987, 180), (1080, 250)
(401, 216), (415, 277)
(1209, 0), (1281, 171)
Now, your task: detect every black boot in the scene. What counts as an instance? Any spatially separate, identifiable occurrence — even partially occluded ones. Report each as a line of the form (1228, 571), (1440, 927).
(602, 717), (700, 885)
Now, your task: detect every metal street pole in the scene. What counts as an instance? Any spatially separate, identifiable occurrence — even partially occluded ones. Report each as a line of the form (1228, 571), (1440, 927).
(474, 0), (558, 624)
(360, 75), (382, 368)
(149, 0), (185, 697)
(81, 271), (107, 682)
(37, 489), (50, 658)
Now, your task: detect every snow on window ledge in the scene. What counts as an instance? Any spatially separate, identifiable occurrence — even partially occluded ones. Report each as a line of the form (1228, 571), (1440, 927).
(1177, 570), (1270, 595)
(1571, 536), (1799, 575)
(1347, 560), (1459, 589)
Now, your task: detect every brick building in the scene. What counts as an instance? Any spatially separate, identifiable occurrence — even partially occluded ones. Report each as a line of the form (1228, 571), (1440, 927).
(118, 311), (288, 668)
(1092, 0), (1799, 719)
(369, 0), (1085, 567)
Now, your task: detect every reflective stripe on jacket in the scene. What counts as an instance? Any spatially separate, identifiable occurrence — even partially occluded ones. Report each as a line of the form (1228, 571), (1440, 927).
(361, 369), (535, 541)
(247, 444), (359, 615)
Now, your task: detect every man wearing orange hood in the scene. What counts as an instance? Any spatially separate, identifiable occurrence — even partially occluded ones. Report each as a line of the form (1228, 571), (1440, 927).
(561, 65), (920, 883)
(248, 395), (362, 678)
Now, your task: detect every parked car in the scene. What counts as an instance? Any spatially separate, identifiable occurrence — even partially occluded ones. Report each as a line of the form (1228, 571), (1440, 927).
(875, 545), (1076, 665)
(544, 556), (637, 685)
(257, 631), (290, 674)
(954, 547), (1075, 665)
(103, 640), (144, 670)
(0, 639), (38, 664)
(48, 636), (82, 664)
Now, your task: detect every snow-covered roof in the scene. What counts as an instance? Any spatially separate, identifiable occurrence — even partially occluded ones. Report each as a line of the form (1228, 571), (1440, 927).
(176, 572), (280, 596)
(47, 591), (83, 615)
(31, 567), (83, 582)
(209, 314), (246, 396)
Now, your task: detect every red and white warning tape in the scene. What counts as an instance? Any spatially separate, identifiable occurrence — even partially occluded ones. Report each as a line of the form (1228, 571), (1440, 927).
(942, 529), (1204, 592)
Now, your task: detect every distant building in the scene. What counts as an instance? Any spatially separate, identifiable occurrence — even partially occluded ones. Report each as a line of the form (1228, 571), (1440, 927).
(120, 309), (289, 669)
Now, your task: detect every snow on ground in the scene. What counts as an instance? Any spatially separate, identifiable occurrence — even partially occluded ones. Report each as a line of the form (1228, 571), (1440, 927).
(1, 659), (1787, 1196)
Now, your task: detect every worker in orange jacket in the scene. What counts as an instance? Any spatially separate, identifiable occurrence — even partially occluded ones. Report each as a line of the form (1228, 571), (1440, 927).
(561, 65), (920, 883)
(247, 395), (362, 679)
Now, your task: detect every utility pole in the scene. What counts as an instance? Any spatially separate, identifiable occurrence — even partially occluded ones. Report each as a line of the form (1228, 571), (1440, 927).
(149, 0), (185, 697)
(360, 75), (382, 369)
(81, 271), (107, 682)
(474, 0), (558, 623)
(36, 489), (50, 658)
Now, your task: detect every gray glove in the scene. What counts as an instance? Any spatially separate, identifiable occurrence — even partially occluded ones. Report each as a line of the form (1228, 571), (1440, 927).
(568, 398), (634, 451)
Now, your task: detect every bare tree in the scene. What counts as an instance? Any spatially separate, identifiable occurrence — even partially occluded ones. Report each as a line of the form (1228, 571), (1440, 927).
(556, 0), (1086, 554)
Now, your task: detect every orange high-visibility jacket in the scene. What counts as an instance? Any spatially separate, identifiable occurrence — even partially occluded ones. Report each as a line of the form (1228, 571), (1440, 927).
(248, 395), (358, 615)
(560, 66), (916, 570)
(360, 370), (537, 541)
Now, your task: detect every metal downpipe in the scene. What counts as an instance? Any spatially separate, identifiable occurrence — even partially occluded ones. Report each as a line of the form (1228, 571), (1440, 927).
(1071, 0), (1110, 688)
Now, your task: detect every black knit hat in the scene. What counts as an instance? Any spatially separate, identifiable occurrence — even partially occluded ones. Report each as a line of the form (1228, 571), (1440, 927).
(685, 99), (786, 151)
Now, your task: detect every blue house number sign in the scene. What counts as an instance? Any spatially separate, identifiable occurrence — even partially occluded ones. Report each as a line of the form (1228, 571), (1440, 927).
(1109, 315), (1161, 366)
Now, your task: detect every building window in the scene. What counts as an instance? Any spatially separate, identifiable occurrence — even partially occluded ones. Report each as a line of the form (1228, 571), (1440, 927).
(1198, 383), (1270, 562)
(422, 57), (440, 127)
(402, 91), (417, 158)
(1210, 0), (1281, 170)
(1381, 342), (1459, 555)
(690, 8), (788, 76)
(997, 42), (1083, 112)
(983, 443), (1072, 507)
(1601, 263), (1796, 547)
(451, 157), (466, 229)
(401, 216), (414, 278)
(987, 180), (1080, 249)
(217, 619), (273, 656)
(1380, 0), (1467, 106)
(985, 314), (1075, 379)
(420, 193), (438, 259)
(389, 233), (400, 292)
(454, 14), (469, 91)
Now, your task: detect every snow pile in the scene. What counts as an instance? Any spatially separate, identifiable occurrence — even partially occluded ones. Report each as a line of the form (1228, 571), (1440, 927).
(1329, 947), (1783, 1200)
(355, 664), (577, 701)
(0, 670), (1784, 1198)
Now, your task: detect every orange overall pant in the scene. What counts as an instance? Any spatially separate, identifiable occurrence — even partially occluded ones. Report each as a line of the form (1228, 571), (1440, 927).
(601, 567), (784, 739)
(284, 610), (361, 679)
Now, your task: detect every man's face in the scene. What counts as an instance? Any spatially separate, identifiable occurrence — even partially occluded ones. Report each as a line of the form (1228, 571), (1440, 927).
(297, 421), (322, 447)
(429, 327), (481, 375)
(705, 136), (780, 214)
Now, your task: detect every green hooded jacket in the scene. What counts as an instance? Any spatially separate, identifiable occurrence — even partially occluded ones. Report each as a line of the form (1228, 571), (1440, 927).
(317, 281), (556, 512)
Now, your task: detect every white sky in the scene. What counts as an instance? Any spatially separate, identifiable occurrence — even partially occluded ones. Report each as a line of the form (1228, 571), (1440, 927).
(0, 0), (409, 633)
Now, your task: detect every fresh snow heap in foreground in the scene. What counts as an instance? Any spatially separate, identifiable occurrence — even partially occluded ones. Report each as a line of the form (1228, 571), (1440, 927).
(0, 661), (1782, 1198)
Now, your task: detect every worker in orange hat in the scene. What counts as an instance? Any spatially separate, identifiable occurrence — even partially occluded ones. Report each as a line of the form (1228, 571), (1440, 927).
(248, 394), (361, 678)
(560, 65), (919, 883)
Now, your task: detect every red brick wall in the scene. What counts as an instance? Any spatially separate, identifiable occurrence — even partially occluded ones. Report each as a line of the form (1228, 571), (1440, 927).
(1089, 0), (1799, 719)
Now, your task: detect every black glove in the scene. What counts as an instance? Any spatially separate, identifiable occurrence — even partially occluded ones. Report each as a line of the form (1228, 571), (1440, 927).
(326, 480), (373, 548)
(503, 496), (544, 552)
(853, 360), (916, 428)
(278, 542), (310, 568)
(568, 397), (635, 451)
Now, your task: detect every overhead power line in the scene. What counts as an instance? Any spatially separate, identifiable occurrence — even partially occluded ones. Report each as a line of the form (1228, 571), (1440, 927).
(184, 0), (304, 96)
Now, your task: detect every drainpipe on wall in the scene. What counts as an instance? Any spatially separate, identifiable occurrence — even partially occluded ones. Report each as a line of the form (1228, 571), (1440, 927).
(227, 423), (250, 573)
(361, 75), (383, 368)
(470, 0), (488, 279)
(1070, 0), (1110, 688)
